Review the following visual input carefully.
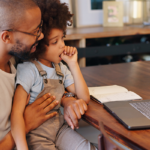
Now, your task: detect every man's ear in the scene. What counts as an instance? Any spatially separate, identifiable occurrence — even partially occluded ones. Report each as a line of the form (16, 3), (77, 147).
(1, 31), (12, 43)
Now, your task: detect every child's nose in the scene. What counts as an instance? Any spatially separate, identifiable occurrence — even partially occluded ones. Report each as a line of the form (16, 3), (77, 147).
(61, 40), (65, 48)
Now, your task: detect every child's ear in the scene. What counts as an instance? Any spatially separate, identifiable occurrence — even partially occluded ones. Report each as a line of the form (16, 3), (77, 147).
(1, 31), (12, 43)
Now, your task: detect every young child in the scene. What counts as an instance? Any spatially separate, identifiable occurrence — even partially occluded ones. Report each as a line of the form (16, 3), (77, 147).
(11, 0), (97, 150)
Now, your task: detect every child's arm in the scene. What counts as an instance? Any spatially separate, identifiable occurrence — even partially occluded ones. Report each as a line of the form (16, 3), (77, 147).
(11, 85), (29, 150)
(61, 46), (90, 103)
(61, 46), (90, 129)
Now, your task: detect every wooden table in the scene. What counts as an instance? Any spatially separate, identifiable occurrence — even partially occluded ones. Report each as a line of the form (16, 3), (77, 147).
(80, 61), (150, 150)
(65, 25), (150, 67)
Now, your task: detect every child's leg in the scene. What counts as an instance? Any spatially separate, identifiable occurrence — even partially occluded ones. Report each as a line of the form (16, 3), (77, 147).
(27, 113), (63, 150)
(27, 134), (57, 150)
(55, 123), (97, 150)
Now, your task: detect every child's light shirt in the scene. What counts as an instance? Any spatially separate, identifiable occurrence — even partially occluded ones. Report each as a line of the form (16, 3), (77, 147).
(16, 61), (74, 104)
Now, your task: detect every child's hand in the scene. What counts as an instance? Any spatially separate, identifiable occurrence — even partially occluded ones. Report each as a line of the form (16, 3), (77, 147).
(61, 46), (78, 65)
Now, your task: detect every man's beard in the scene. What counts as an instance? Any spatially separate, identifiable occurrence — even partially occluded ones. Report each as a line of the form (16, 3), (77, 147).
(9, 40), (37, 61)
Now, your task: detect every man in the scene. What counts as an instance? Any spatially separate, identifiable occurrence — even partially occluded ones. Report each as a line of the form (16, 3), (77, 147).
(0, 0), (59, 149)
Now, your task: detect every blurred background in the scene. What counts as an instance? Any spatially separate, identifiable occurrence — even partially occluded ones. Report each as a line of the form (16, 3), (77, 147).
(61, 0), (150, 67)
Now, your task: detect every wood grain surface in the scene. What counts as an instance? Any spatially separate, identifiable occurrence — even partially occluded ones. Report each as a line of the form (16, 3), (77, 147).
(65, 25), (150, 40)
(81, 61), (150, 150)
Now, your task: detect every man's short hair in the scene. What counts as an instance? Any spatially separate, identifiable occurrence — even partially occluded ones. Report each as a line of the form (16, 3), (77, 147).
(0, 0), (38, 30)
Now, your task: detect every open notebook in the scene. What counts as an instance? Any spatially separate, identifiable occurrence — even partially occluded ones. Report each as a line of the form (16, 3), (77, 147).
(88, 85), (142, 104)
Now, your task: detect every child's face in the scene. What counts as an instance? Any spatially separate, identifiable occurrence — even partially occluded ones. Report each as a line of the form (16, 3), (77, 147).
(40, 28), (65, 64)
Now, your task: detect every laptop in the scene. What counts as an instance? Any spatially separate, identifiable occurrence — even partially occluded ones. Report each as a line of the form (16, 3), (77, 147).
(103, 99), (150, 130)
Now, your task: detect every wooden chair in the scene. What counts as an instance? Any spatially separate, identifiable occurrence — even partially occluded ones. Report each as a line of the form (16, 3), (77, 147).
(98, 122), (124, 150)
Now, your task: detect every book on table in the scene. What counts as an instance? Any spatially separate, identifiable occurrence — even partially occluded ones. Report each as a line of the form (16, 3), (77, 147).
(88, 85), (142, 104)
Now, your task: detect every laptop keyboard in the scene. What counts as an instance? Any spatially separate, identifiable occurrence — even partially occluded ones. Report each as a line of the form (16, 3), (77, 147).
(130, 101), (150, 120)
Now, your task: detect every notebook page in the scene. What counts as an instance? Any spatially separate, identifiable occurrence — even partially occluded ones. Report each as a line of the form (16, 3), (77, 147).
(88, 85), (128, 96)
(98, 91), (142, 103)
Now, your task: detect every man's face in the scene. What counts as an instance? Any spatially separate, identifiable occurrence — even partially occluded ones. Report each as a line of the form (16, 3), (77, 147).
(8, 7), (44, 60)
(9, 40), (39, 60)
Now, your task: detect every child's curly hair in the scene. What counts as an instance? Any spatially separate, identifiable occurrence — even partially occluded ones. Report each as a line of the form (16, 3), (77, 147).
(32, 0), (73, 59)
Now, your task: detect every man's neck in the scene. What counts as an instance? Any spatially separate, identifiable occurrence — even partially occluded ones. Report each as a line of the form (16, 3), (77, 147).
(0, 53), (12, 73)
(0, 61), (11, 73)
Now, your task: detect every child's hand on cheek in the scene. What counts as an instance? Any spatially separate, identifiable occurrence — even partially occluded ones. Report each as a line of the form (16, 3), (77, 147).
(61, 46), (78, 65)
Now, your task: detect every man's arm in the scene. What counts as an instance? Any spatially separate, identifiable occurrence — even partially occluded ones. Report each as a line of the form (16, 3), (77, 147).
(61, 96), (88, 130)
(0, 132), (15, 150)
(0, 93), (58, 150)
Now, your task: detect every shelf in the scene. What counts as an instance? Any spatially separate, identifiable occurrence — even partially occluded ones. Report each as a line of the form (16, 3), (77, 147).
(64, 25), (150, 67)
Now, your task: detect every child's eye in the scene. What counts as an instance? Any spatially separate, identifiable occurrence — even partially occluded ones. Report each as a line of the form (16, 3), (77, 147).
(62, 35), (66, 39)
(52, 41), (57, 44)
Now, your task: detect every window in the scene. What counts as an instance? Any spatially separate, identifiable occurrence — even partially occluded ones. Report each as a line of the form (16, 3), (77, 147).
(91, 0), (104, 10)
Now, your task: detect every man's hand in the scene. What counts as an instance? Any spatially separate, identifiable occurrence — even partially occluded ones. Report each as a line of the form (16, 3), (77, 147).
(62, 97), (88, 130)
(24, 93), (59, 133)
